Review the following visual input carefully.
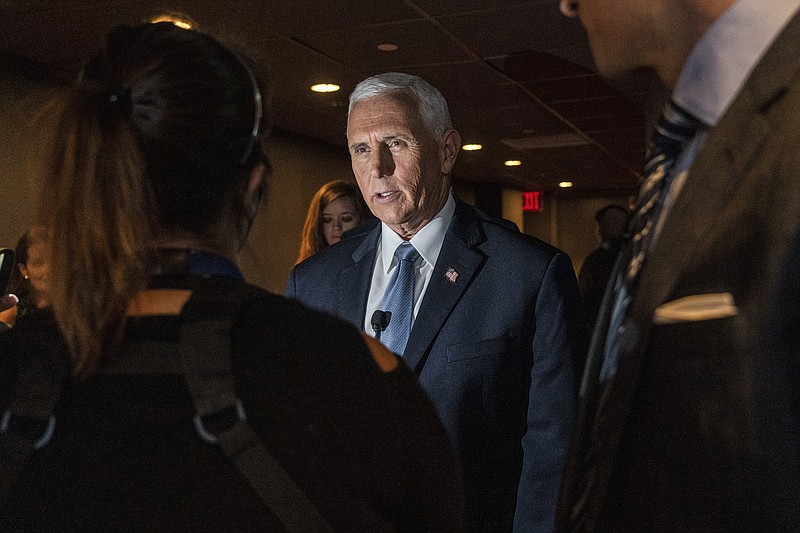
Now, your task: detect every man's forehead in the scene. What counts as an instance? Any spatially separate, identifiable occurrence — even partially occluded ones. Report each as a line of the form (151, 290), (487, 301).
(347, 97), (425, 139)
(351, 94), (406, 115)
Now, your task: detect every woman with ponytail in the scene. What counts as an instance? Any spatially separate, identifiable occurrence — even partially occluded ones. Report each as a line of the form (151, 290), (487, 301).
(0, 22), (464, 531)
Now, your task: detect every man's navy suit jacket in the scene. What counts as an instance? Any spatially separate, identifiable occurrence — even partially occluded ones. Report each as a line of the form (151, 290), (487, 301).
(287, 196), (587, 532)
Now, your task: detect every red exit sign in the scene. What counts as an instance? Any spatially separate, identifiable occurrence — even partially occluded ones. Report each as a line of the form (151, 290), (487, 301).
(522, 191), (542, 212)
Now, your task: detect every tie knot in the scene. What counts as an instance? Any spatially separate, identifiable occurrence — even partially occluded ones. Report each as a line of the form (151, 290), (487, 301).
(648, 99), (700, 159)
(394, 242), (420, 263)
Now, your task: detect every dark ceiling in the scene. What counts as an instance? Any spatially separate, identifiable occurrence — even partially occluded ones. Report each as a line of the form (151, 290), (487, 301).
(0, 0), (659, 196)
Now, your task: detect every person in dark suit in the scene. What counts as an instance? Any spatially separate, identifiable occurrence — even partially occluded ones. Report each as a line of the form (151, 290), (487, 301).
(556, 0), (800, 531)
(578, 205), (629, 334)
(286, 72), (588, 532)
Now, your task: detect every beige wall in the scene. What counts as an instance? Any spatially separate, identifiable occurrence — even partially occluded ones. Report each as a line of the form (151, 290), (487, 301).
(0, 74), (48, 252)
(241, 135), (355, 293)
(0, 72), (633, 295)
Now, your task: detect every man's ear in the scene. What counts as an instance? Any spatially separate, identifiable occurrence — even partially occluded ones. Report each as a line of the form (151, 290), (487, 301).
(441, 129), (461, 174)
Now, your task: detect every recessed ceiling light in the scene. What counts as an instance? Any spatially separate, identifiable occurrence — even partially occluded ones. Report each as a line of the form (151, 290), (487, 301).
(504, 160), (522, 167)
(310, 83), (341, 93)
(148, 12), (195, 30)
(558, 181), (574, 188)
(462, 144), (482, 151)
(377, 43), (399, 52)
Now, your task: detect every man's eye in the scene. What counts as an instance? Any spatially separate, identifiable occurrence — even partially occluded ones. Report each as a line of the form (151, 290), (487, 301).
(388, 139), (405, 148)
(353, 146), (370, 155)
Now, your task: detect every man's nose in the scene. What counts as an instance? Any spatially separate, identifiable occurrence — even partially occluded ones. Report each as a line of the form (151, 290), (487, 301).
(369, 144), (396, 178)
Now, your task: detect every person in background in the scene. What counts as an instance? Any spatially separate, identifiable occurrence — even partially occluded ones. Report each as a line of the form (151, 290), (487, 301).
(557, 0), (800, 530)
(295, 179), (370, 264)
(0, 22), (465, 531)
(287, 72), (588, 532)
(577, 205), (629, 334)
(0, 227), (51, 327)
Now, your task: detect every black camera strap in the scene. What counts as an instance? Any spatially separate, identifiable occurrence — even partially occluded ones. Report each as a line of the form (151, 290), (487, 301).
(179, 283), (335, 532)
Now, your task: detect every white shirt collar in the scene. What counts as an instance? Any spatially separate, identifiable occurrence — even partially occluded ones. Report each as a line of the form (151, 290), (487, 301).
(379, 192), (455, 271)
(674, 0), (800, 127)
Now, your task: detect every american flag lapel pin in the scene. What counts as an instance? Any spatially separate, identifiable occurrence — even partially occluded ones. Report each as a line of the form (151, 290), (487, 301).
(445, 267), (459, 284)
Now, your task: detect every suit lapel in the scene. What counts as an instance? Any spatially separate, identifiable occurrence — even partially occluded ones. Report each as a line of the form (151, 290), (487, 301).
(591, 8), (800, 483)
(632, 10), (800, 337)
(637, 9), (800, 322)
(403, 199), (485, 373)
(579, 253), (623, 399)
(337, 224), (380, 328)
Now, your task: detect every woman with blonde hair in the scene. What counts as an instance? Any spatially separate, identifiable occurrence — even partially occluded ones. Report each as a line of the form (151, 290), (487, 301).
(296, 179), (370, 264)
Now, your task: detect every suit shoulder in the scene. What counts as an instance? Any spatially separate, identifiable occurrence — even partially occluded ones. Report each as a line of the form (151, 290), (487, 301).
(471, 207), (565, 259)
(292, 222), (373, 275)
(341, 217), (379, 240)
(470, 205), (519, 233)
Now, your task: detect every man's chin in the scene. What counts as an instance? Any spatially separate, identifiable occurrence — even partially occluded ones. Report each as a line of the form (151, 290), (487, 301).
(594, 56), (654, 84)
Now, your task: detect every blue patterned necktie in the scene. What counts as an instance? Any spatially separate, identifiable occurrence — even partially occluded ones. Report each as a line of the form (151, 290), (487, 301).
(623, 99), (700, 285)
(379, 242), (420, 355)
(599, 99), (699, 383)
(569, 99), (700, 531)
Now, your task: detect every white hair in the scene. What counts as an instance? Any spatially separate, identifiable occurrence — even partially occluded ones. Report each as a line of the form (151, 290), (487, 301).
(348, 72), (453, 138)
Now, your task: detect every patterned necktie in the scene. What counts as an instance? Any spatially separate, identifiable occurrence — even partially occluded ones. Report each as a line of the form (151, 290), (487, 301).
(622, 99), (700, 286)
(569, 100), (700, 531)
(599, 100), (700, 383)
(379, 242), (420, 356)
